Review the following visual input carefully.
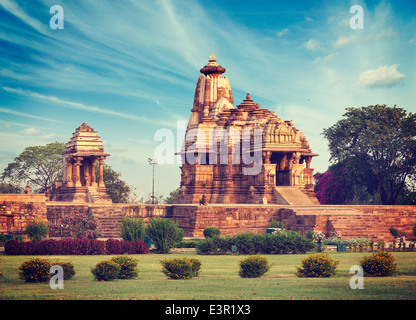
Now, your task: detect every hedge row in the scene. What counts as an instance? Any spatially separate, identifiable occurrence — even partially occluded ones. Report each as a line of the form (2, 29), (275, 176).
(196, 232), (315, 255)
(4, 238), (149, 255)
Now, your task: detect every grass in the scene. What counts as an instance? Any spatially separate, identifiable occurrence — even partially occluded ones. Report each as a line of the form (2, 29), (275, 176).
(1, 251), (416, 300)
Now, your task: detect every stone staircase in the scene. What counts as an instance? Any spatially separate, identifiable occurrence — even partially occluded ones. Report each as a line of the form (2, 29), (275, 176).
(91, 206), (125, 238)
(281, 205), (395, 243)
(87, 187), (112, 204)
(274, 186), (316, 205)
(325, 214), (394, 242)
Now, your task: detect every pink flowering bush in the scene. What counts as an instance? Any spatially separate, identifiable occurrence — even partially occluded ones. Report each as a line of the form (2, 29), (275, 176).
(59, 211), (100, 239)
(314, 169), (349, 204)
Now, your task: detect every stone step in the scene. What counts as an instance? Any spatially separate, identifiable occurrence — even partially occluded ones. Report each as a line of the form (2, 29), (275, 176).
(274, 187), (316, 205)
(93, 212), (125, 238)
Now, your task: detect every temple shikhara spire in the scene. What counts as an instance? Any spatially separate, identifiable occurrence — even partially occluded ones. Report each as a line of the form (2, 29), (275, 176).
(175, 54), (319, 205)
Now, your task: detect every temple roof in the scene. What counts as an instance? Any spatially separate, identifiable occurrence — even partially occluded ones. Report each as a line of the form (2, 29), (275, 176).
(199, 53), (226, 76)
(76, 122), (94, 132)
(236, 93), (258, 110)
(65, 123), (110, 157)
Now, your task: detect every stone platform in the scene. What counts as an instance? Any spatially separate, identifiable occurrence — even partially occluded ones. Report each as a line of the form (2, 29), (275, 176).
(1, 194), (415, 243)
(171, 204), (415, 242)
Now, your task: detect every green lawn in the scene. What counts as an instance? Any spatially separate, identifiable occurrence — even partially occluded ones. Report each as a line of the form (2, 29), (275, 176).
(1, 251), (416, 300)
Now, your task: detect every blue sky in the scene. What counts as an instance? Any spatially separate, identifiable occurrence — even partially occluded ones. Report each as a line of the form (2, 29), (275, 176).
(0, 0), (415, 198)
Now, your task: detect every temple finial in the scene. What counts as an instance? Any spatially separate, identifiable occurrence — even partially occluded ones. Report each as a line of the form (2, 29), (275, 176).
(246, 93), (251, 100)
(210, 52), (216, 61)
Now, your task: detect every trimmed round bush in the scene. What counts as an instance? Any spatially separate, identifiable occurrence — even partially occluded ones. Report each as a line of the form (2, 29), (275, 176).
(296, 253), (339, 278)
(239, 255), (271, 278)
(52, 261), (76, 280)
(160, 257), (201, 280)
(18, 258), (52, 283)
(25, 218), (49, 242)
(203, 227), (221, 238)
(360, 251), (397, 277)
(91, 260), (121, 281)
(110, 255), (139, 279)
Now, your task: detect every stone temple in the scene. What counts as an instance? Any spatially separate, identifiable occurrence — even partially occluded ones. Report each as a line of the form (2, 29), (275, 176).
(175, 54), (319, 205)
(50, 122), (112, 203)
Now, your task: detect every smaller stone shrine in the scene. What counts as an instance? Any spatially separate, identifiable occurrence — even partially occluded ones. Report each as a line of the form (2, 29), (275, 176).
(50, 123), (112, 203)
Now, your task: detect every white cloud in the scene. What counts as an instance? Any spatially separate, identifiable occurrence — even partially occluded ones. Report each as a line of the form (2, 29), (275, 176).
(2, 86), (177, 128)
(357, 64), (405, 88)
(334, 29), (394, 48)
(334, 35), (360, 48)
(40, 133), (57, 140)
(303, 39), (322, 51)
(0, 0), (47, 34)
(276, 28), (289, 37)
(0, 105), (67, 124)
(314, 53), (338, 64)
(23, 127), (40, 135)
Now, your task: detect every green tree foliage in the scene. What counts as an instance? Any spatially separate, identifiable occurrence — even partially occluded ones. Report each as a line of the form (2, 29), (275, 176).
(1, 142), (65, 192)
(96, 164), (132, 203)
(164, 187), (179, 204)
(120, 217), (145, 241)
(145, 218), (184, 253)
(0, 182), (22, 194)
(323, 105), (416, 205)
(25, 218), (49, 241)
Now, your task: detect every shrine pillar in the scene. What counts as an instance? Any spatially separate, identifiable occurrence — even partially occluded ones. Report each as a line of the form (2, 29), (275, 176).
(74, 158), (82, 187)
(91, 159), (98, 187)
(66, 160), (73, 187)
(98, 158), (105, 187)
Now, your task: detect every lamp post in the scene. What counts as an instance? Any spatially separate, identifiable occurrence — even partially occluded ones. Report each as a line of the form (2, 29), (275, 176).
(148, 157), (158, 204)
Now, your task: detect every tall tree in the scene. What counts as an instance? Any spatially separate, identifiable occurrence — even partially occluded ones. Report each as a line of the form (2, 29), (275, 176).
(164, 187), (180, 204)
(1, 142), (65, 192)
(323, 105), (416, 205)
(96, 164), (133, 203)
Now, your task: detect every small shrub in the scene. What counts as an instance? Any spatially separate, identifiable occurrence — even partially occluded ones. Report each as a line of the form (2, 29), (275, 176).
(176, 239), (202, 248)
(203, 227), (221, 238)
(105, 239), (149, 254)
(160, 257), (201, 280)
(195, 232), (314, 255)
(120, 217), (145, 241)
(60, 211), (100, 239)
(18, 258), (52, 283)
(110, 256), (139, 279)
(91, 260), (121, 281)
(232, 233), (257, 254)
(25, 218), (49, 241)
(0, 235), (8, 247)
(312, 232), (326, 252)
(4, 239), (25, 255)
(239, 255), (271, 278)
(359, 251), (397, 277)
(296, 253), (339, 278)
(52, 261), (76, 280)
(268, 220), (286, 230)
(146, 218), (184, 253)
(13, 235), (24, 242)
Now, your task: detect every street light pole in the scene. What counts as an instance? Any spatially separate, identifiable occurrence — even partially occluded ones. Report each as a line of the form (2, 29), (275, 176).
(148, 158), (158, 204)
